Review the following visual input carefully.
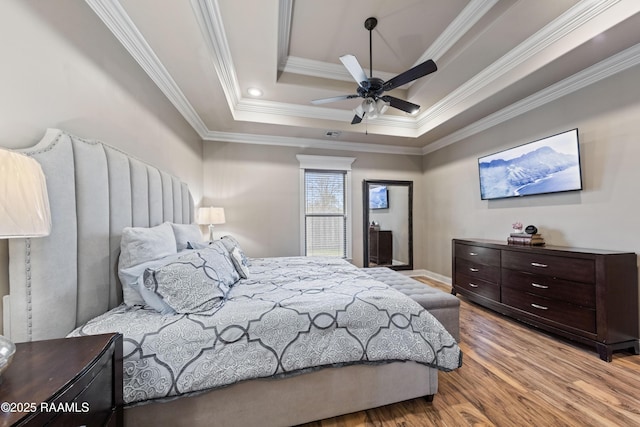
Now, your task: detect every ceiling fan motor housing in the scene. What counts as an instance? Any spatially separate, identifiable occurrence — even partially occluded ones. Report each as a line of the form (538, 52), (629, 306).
(357, 77), (384, 98)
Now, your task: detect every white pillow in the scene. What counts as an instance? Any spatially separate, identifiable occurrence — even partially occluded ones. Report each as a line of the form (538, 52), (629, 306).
(170, 222), (204, 251)
(118, 222), (177, 306)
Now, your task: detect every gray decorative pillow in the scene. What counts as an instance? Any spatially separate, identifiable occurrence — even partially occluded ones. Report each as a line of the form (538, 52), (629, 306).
(119, 252), (188, 315)
(142, 242), (240, 314)
(187, 240), (213, 250)
(230, 246), (250, 279)
(220, 235), (241, 253)
(118, 222), (177, 306)
(221, 235), (251, 277)
(170, 222), (204, 251)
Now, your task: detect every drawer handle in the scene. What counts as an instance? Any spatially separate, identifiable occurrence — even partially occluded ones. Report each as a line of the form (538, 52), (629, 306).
(531, 283), (549, 289)
(531, 262), (548, 268)
(469, 252), (478, 256)
(469, 283), (479, 288)
(531, 303), (548, 310)
(469, 268), (479, 272)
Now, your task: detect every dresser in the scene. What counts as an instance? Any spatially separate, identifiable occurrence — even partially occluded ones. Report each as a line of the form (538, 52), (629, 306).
(369, 227), (393, 265)
(452, 239), (639, 361)
(0, 333), (123, 426)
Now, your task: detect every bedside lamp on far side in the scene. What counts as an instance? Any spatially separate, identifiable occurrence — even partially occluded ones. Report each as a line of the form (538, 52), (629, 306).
(0, 148), (52, 380)
(198, 207), (225, 241)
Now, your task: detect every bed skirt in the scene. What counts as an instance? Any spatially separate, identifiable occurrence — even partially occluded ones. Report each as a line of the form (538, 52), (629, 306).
(125, 361), (438, 427)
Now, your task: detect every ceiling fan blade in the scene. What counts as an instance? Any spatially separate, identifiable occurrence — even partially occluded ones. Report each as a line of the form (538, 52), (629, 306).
(311, 94), (359, 105)
(351, 113), (363, 125)
(340, 55), (369, 87)
(381, 96), (420, 114)
(382, 59), (437, 92)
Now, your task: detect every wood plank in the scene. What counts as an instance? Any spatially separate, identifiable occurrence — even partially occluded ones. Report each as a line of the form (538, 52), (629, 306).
(297, 276), (640, 427)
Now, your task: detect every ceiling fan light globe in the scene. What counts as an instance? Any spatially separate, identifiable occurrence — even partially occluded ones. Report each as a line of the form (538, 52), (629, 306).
(362, 98), (376, 114)
(353, 104), (365, 118)
(376, 99), (390, 115)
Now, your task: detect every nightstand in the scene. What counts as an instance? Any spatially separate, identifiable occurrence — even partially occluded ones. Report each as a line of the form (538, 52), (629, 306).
(0, 333), (123, 426)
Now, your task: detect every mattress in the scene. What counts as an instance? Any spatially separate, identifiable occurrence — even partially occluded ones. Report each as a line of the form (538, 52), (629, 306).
(69, 256), (462, 405)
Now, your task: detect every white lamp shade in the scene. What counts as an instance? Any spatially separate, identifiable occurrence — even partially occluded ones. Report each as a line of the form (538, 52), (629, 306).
(0, 149), (51, 238)
(198, 207), (225, 225)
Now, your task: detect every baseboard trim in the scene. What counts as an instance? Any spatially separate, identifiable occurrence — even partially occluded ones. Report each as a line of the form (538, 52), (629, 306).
(400, 269), (452, 286)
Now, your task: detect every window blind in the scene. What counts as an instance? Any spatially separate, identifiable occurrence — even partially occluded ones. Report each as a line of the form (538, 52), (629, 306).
(304, 170), (346, 257)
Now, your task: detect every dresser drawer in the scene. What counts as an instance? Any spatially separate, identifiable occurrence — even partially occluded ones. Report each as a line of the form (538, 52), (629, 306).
(502, 288), (596, 333)
(455, 243), (500, 266)
(501, 269), (596, 308)
(455, 257), (500, 283)
(501, 251), (595, 283)
(455, 272), (500, 300)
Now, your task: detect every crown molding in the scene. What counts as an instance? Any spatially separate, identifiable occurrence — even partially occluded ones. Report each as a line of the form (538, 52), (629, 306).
(190, 0), (241, 114)
(414, 0), (499, 66)
(235, 98), (420, 134)
(423, 41), (640, 155)
(278, 0), (496, 87)
(202, 131), (424, 156)
(280, 56), (396, 83)
(87, 0), (637, 157)
(84, 0), (209, 137)
(415, 0), (621, 134)
(277, 0), (293, 71)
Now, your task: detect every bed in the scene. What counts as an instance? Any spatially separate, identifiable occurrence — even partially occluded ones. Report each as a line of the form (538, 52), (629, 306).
(4, 129), (461, 426)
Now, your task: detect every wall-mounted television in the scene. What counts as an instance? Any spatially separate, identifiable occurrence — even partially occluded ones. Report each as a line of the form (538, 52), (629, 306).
(478, 128), (582, 200)
(369, 185), (389, 209)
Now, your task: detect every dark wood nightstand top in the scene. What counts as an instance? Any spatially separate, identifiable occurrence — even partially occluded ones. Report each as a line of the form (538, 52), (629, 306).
(0, 333), (123, 426)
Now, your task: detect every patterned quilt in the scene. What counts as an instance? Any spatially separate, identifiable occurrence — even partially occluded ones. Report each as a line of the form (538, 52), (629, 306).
(69, 256), (462, 405)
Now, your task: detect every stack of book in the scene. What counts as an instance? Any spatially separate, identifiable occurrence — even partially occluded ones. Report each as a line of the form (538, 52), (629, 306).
(508, 232), (545, 246)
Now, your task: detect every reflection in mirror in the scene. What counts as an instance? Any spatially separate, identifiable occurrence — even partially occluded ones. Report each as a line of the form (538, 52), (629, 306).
(363, 180), (413, 270)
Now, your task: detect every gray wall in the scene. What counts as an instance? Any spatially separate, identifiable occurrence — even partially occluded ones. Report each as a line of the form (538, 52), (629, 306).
(202, 141), (422, 267)
(0, 0), (203, 331)
(421, 63), (640, 332)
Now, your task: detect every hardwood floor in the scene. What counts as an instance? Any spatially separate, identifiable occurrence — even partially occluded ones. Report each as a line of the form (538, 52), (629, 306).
(300, 277), (640, 427)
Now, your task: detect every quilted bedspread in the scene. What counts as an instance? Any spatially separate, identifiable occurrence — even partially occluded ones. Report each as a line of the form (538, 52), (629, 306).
(69, 256), (462, 404)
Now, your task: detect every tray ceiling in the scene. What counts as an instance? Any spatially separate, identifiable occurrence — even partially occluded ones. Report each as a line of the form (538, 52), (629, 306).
(86, 0), (640, 154)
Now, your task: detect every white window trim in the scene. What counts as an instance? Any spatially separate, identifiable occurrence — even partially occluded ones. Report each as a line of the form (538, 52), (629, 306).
(297, 155), (355, 260)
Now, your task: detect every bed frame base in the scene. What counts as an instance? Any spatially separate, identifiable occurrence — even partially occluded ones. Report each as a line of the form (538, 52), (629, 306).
(125, 361), (438, 427)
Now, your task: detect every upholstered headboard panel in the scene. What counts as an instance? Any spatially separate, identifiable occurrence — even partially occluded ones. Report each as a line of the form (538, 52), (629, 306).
(3, 129), (194, 343)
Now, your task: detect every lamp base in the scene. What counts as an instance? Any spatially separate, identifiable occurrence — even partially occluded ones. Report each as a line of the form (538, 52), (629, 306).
(0, 335), (16, 380)
(208, 224), (215, 241)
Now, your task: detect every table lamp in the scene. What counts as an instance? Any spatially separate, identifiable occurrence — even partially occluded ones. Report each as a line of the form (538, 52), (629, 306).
(0, 148), (52, 379)
(197, 207), (225, 241)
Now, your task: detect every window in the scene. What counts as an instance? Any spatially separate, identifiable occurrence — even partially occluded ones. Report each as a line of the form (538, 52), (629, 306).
(304, 170), (346, 257)
(297, 155), (355, 259)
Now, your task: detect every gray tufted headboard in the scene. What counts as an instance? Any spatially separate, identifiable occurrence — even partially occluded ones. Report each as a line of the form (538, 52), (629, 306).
(3, 129), (194, 343)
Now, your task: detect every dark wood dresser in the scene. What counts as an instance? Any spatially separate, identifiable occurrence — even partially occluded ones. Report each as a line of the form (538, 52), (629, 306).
(452, 239), (639, 361)
(369, 227), (392, 265)
(0, 333), (123, 426)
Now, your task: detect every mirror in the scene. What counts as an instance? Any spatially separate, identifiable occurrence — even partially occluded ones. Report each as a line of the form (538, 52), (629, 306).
(363, 180), (413, 270)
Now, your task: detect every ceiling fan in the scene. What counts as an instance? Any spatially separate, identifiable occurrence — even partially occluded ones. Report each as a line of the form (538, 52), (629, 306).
(311, 17), (437, 124)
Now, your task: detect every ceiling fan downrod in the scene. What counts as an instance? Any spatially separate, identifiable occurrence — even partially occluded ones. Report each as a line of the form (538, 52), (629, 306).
(364, 17), (377, 79)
